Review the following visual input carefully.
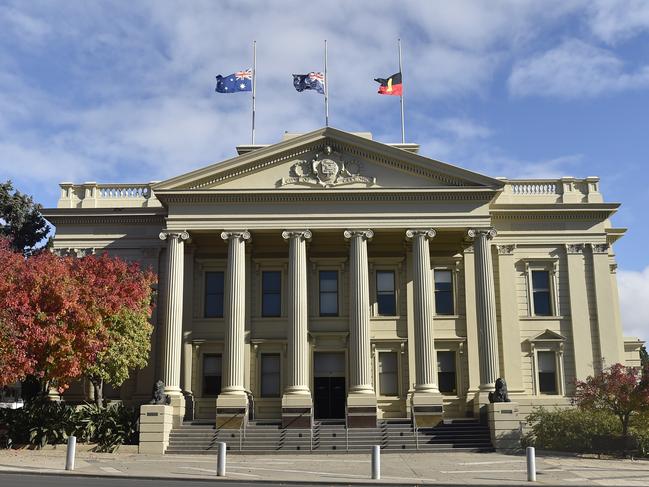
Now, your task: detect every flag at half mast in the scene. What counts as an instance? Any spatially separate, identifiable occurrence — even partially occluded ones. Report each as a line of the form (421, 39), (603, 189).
(293, 72), (325, 94)
(215, 69), (253, 93)
(374, 72), (402, 96)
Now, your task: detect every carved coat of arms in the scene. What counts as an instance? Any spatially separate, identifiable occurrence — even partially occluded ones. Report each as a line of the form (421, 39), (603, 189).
(278, 146), (376, 187)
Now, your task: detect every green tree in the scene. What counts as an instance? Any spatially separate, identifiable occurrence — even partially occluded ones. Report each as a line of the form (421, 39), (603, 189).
(0, 180), (49, 254)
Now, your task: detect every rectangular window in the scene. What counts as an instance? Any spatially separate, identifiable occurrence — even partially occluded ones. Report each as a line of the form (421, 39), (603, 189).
(434, 270), (454, 315)
(532, 270), (552, 316)
(437, 351), (457, 394)
(319, 270), (338, 316)
(376, 271), (396, 316)
(378, 352), (398, 396)
(204, 272), (224, 318)
(538, 351), (557, 394)
(203, 354), (222, 397)
(262, 271), (282, 317)
(260, 354), (281, 397)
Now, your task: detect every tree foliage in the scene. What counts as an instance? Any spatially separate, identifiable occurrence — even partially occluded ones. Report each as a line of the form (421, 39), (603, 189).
(0, 180), (49, 254)
(574, 363), (649, 437)
(0, 239), (156, 399)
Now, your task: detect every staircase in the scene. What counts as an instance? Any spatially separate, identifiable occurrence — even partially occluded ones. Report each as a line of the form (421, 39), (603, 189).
(165, 418), (492, 454)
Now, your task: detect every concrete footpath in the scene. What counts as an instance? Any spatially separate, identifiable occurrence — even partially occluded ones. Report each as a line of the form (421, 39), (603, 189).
(0, 449), (648, 486)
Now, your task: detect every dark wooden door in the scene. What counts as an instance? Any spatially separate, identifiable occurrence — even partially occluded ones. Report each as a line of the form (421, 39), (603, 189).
(314, 376), (346, 419)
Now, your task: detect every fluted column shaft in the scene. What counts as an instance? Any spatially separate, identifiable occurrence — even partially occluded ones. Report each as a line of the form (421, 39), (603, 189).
(345, 229), (374, 394)
(221, 231), (251, 395)
(159, 230), (189, 395)
(407, 229), (439, 393)
(468, 228), (500, 389)
(283, 230), (312, 395)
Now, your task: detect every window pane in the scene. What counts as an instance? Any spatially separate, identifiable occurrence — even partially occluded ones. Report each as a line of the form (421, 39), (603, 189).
(437, 351), (456, 393)
(262, 294), (281, 317)
(376, 271), (395, 292)
(261, 354), (281, 397)
(320, 292), (338, 316)
(538, 351), (556, 372)
(377, 293), (396, 316)
(539, 373), (557, 394)
(434, 270), (454, 315)
(532, 270), (550, 290)
(205, 272), (224, 318)
(437, 351), (456, 373)
(378, 352), (398, 396)
(320, 271), (338, 292)
(203, 354), (222, 396)
(262, 271), (281, 292)
(533, 291), (552, 316)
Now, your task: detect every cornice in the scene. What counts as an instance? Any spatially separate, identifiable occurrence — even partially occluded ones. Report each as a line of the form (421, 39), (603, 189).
(154, 188), (496, 205)
(42, 208), (166, 226)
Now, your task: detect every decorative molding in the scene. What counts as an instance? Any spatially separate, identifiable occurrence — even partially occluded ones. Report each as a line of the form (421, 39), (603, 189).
(610, 263), (618, 273)
(463, 245), (475, 254)
(467, 228), (497, 240)
(281, 229), (312, 241)
(343, 229), (374, 240)
(220, 230), (252, 243)
(159, 230), (190, 242)
(591, 243), (609, 254)
(277, 146), (375, 188)
(565, 243), (586, 254)
(496, 244), (515, 255)
(405, 228), (436, 240)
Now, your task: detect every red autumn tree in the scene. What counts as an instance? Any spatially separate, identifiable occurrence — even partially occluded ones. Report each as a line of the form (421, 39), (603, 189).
(0, 239), (105, 394)
(574, 363), (649, 439)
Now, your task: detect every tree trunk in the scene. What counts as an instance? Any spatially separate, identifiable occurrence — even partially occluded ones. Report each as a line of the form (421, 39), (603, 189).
(91, 377), (104, 408)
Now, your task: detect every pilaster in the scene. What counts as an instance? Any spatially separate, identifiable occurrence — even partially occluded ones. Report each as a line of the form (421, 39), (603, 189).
(463, 246), (481, 413)
(344, 229), (377, 427)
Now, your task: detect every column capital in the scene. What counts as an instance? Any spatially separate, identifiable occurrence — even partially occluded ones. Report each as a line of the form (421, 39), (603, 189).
(221, 230), (252, 242)
(344, 229), (374, 240)
(467, 228), (497, 240)
(496, 244), (516, 255)
(590, 243), (609, 254)
(405, 228), (436, 240)
(282, 229), (312, 241)
(565, 243), (586, 254)
(159, 230), (190, 241)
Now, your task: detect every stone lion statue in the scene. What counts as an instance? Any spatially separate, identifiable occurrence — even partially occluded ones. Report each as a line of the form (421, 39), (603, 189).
(149, 380), (171, 405)
(488, 378), (511, 403)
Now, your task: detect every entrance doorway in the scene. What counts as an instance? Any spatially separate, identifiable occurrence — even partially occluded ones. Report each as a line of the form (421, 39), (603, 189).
(313, 352), (346, 419)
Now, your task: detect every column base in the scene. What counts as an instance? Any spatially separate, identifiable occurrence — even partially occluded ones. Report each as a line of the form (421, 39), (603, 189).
(216, 393), (248, 429)
(281, 393), (313, 428)
(474, 388), (495, 424)
(168, 393), (186, 428)
(487, 402), (522, 451)
(412, 391), (444, 427)
(346, 393), (377, 428)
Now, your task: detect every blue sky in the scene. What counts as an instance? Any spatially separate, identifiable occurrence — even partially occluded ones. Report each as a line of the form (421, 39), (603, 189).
(1, 0), (648, 340)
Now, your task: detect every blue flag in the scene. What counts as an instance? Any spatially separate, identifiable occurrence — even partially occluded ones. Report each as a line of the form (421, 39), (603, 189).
(215, 69), (252, 93)
(293, 72), (325, 94)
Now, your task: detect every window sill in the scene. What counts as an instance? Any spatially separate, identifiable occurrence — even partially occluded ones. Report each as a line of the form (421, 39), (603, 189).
(434, 315), (462, 319)
(371, 315), (402, 320)
(520, 315), (565, 321)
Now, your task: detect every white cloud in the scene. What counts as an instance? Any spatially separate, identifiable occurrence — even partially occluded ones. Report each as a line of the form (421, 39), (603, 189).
(587, 0), (649, 44)
(508, 39), (649, 98)
(618, 266), (649, 342)
(434, 117), (492, 140)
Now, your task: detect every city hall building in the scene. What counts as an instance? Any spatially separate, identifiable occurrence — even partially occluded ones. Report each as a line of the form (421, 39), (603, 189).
(43, 128), (642, 429)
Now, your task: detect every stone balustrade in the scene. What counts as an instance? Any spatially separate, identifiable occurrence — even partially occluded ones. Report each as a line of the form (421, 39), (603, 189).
(497, 177), (602, 204)
(57, 182), (162, 208)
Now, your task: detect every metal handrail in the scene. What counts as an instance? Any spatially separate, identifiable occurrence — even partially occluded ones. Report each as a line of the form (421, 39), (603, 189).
(310, 405), (314, 451)
(411, 401), (419, 450)
(345, 403), (349, 452)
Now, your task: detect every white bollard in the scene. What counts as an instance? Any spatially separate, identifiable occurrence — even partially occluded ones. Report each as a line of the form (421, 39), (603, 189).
(65, 436), (76, 471)
(371, 445), (380, 480)
(217, 441), (227, 477)
(526, 446), (536, 482)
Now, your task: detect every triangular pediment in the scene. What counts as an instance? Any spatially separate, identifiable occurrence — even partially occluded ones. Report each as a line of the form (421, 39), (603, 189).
(153, 127), (504, 192)
(528, 329), (566, 342)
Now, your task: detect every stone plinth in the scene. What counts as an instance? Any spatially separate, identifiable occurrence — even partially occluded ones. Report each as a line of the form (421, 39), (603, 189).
(487, 402), (522, 451)
(139, 404), (173, 454)
(281, 394), (313, 429)
(168, 394), (186, 428)
(216, 393), (248, 429)
(412, 392), (444, 427)
(347, 393), (377, 428)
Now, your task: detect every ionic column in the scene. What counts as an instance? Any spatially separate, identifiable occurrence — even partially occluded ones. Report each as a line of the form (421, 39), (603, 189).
(220, 230), (251, 395)
(159, 230), (190, 395)
(406, 229), (439, 393)
(344, 229), (374, 394)
(467, 228), (500, 391)
(282, 230), (312, 395)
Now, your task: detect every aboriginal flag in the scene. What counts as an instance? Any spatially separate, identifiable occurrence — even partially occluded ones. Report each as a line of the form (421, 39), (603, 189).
(374, 72), (402, 96)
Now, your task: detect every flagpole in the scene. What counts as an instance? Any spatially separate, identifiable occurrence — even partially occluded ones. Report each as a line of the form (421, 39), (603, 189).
(324, 39), (329, 127)
(252, 40), (257, 145)
(398, 38), (405, 144)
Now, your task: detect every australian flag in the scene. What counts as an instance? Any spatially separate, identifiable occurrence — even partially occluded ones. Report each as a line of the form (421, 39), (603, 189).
(293, 72), (325, 94)
(215, 69), (253, 93)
